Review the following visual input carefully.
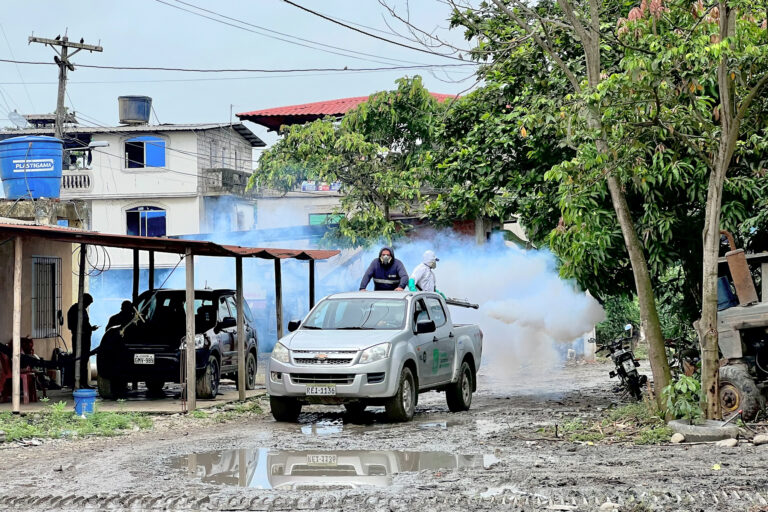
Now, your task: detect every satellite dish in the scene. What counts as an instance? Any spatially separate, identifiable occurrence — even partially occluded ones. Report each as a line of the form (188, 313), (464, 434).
(8, 111), (30, 129)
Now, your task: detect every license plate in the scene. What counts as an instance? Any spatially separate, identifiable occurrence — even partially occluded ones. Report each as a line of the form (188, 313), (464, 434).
(307, 454), (337, 466)
(622, 360), (635, 372)
(306, 385), (336, 396)
(134, 354), (155, 365)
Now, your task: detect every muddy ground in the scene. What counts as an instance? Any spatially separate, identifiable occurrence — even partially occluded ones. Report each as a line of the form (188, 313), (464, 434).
(0, 361), (767, 511)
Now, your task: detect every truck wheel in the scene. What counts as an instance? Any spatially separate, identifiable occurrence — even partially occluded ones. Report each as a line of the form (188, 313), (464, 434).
(145, 379), (165, 396)
(719, 365), (763, 420)
(196, 355), (220, 399)
(97, 376), (126, 399)
(446, 361), (473, 412)
(270, 396), (302, 422)
(385, 367), (416, 422)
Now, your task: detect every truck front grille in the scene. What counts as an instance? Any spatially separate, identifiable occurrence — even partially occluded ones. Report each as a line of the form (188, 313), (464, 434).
(294, 358), (353, 366)
(290, 374), (355, 385)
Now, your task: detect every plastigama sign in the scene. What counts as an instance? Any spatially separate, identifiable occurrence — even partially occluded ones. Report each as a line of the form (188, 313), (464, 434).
(12, 158), (55, 173)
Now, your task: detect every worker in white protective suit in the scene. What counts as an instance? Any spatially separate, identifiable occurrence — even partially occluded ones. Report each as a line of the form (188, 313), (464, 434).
(408, 250), (445, 298)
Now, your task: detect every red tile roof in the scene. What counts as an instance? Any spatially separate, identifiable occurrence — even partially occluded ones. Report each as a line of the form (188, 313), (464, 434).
(237, 93), (457, 131)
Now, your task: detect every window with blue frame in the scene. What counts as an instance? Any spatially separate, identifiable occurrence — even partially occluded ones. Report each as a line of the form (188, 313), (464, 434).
(124, 136), (166, 168)
(126, 206), (166, 237)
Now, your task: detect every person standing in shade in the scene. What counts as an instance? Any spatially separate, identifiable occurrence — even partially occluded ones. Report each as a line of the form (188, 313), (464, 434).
(359, 247), (408, 291)
(67, 293), (99, 389)
(409, 250), (446, 298)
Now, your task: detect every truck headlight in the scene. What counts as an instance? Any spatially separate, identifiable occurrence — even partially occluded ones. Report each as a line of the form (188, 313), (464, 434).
(271, 342), (290, 363)
(359, 343), (390, 364)
(180, 334), (206, 350)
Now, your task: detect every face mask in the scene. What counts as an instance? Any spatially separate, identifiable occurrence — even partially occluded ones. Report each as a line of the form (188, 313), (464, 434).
(428, 261), (437, 269)
(380, 255), (392, 265)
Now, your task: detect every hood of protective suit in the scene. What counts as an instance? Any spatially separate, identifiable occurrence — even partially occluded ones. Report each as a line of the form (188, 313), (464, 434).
(422, 250), (438, 265)
(379, 246), (395, 266)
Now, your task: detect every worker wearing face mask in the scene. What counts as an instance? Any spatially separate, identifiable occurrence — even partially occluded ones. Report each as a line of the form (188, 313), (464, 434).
(359, 247), (409, 291)
(409, 250), (445, 298)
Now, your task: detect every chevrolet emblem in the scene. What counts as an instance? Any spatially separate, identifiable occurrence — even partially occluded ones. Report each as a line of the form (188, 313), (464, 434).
(315, 354), (328, 359)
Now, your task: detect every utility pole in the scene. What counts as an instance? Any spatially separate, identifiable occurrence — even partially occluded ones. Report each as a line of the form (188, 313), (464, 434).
(28, 33), (103, 140)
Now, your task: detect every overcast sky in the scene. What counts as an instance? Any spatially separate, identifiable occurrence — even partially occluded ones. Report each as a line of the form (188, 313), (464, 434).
(0, 0), (477, 145)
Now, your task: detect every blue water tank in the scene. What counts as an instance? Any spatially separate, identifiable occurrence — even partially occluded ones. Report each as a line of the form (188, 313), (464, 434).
(118, 95), (152, 124)
(0, 135), (63, 199)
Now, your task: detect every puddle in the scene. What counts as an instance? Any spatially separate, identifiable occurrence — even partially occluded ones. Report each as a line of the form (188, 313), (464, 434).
(171, 448), (494, 490)
(300, 420), (344, 436)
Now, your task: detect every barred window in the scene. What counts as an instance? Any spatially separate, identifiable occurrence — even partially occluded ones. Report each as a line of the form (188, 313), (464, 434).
(31, 256), (62, 338)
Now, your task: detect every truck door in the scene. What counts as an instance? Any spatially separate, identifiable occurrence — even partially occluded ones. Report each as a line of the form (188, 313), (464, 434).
(412, 298), (438, 388)
(424, 297), (455, 384)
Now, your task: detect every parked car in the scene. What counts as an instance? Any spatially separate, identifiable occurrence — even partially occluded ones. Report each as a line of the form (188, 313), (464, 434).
(266, 291), (483, 422)
(97, 289), (258, 399)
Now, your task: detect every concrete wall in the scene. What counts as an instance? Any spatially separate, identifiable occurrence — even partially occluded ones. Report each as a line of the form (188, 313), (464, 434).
(90, 196), (202, 268)
(0, 237), (76, 360)
(254, 195), (342, 229)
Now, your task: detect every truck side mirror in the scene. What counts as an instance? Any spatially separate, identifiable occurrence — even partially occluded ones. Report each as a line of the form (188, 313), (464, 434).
(416, 319), (436, 334)
(287, 320), (301, 332)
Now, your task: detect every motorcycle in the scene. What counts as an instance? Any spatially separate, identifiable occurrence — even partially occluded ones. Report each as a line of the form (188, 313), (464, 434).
(593, 324), (647, 400)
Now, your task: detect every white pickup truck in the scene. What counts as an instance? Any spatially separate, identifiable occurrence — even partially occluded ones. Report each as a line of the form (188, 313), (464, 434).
(266, 291), (483, 422)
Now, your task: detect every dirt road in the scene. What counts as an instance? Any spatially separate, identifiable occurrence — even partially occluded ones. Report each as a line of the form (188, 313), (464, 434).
(1, 361), (767, 511)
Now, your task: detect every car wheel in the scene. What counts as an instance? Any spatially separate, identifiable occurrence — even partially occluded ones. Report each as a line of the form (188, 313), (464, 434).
(270, 396), (302, 422)
(446, 361), (473, 412)
(145, 379), (165, 396)
(385, 366), (416, 422)
(196, 355), (220, 399)
(97, 375), (126, 400)
(244, 351), (258, 390)
(719, 364), (763, 420)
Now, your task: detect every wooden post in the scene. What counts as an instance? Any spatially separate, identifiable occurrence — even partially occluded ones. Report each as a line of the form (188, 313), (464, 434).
(73, 243), (86, 390)
(11, 237), (22, 413)
(132, 249), (139, 302)
(309, 259), (316, 309)
(274, 259), (283, 340)
(236, 257), (246, 401)
(148, 250), (155, 291)
(185, 249), (196, 412)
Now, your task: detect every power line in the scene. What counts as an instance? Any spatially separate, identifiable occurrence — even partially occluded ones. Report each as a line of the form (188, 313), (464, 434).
(281, 0), (465, 62)
(0, 57), (475, 73)
(0, 24), (34, 112)
(161, 0), (427, 67)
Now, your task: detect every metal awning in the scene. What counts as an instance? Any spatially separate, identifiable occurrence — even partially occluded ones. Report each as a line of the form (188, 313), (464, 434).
(0, 223), (339, 260)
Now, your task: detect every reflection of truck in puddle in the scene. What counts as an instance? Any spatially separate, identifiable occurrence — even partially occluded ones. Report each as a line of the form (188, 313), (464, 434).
(180, 449), (261, 487)
(266, 450), (481, 490)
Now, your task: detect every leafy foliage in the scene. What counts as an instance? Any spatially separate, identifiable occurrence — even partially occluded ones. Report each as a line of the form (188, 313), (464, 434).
(663, 375), (703, 424)
(249, 76), (446, 245)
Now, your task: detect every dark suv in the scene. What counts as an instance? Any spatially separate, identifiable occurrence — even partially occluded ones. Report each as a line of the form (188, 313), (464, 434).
(96, 289), (258, 399)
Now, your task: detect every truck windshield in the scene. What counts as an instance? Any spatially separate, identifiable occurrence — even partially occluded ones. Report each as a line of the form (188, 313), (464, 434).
(302, 298), (406, 330)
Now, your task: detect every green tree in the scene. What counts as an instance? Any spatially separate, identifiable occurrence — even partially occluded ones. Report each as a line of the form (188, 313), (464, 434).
(605, 0), (768, 417)
(249, 76), (446, 245)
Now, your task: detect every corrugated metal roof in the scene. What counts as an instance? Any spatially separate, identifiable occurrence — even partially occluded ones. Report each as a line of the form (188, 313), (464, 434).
(0, 222), (338, 261)
(237, 93), (457, 131)
(0, 122), (266, 147)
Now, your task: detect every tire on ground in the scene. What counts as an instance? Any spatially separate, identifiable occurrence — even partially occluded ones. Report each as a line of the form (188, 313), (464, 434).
(196, 355), (220, 399)
(446, 360), (473, 412)
(97, 375), (126, 399)
(385, 366), (416, 422)
(719, 364), (763, 420)
(270, 396), (302, 422)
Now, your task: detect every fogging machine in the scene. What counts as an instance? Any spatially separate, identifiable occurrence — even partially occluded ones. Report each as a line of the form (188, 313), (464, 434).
(445, 297), (479, 309)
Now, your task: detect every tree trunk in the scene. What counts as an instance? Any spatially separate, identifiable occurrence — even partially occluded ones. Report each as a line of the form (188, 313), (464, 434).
(583, 36), (671, 404)
(698, 156), (728, 419)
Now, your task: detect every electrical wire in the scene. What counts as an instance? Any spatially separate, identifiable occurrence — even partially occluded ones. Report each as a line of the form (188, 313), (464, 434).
(0, 24), (35, 112)
(281, 0), (466, 62)
(158, 0), (428, 67)
(0, 57), (475, 73)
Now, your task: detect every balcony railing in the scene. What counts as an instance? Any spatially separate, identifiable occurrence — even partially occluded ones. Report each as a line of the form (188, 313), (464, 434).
(61, 172), (93, 193)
